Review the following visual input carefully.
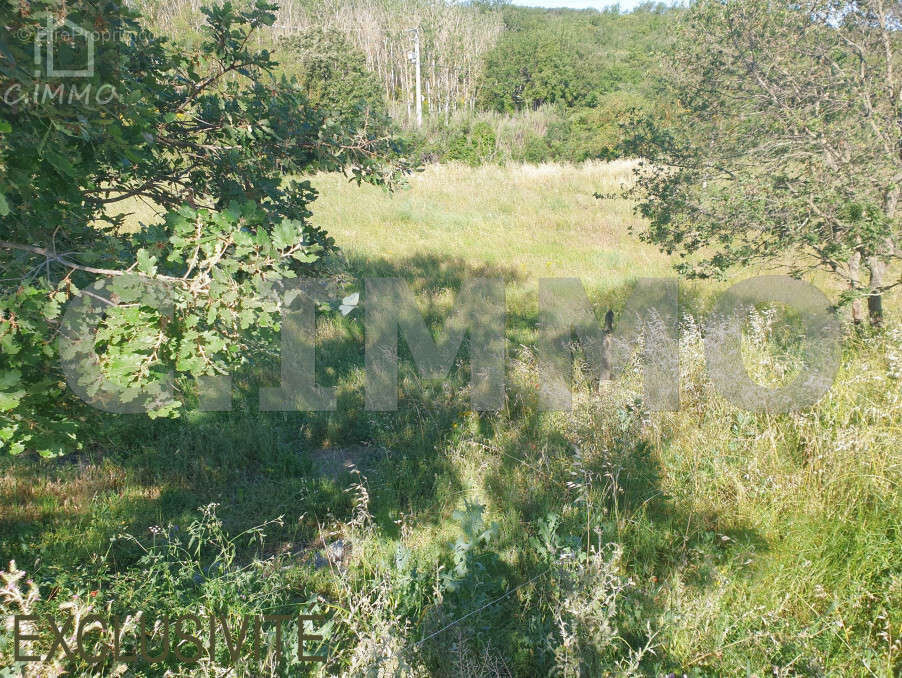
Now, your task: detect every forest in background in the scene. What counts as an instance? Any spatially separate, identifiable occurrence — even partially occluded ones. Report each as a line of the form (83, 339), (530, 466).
(130, 0), (680, 164)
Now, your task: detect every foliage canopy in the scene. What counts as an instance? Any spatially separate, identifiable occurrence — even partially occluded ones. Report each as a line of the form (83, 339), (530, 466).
(629, 0), (902, 323)
(0, 0), (409, 456)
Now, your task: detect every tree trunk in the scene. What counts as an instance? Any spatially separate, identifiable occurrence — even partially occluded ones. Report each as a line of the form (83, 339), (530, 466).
(867, 255), (886, 326)
(849, 250), (864, 324)
(873, 185), (899, 327)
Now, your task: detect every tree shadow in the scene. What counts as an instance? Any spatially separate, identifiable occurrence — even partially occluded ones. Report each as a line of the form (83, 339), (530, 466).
(456, 396), (769, 675)
(0, 253), (527, 564)
(0, 253), (770, 676)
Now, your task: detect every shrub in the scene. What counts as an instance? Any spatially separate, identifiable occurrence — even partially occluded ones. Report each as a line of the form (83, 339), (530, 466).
(277, 28), (387, 124)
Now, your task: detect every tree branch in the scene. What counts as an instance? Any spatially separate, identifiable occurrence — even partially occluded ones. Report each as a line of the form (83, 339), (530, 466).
(0, 241), (179, 281)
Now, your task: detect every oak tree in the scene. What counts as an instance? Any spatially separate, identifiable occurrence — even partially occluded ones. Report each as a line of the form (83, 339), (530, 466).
(0, 0), (409, 455)
(630, 0), (901, 324)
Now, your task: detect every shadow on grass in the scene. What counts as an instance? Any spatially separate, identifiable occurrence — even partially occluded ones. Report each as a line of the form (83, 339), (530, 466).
(0, 252), (768, 676)
(0, 254), (526, 562)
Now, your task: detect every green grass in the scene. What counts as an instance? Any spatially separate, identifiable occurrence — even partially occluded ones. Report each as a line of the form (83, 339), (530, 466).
(2, 162), (901, 677)
(314, 160), (672, 288)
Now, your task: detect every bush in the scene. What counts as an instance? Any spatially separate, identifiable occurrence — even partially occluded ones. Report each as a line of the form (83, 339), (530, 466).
(444, 121), (498, 166)
(0, 506), (327, 677)
(411, 102), (645, 166)
(277, 28), (387, 124)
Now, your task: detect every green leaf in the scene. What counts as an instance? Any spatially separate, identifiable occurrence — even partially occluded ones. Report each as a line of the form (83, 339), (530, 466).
(0, 370), (21, 389)
(291, 250), (319, 264)
(272, 219), (298, 249)
(135, 248), (159, 275)
(0, 390), (25, 411)
(0, 333), (20, 355)
(7, 440), (26, 456)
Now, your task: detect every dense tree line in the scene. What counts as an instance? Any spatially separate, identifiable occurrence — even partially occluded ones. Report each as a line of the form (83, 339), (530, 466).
(297, 0), (502, 123)
(132, 0), (682, 163)
(448, 2), (678, 164)
(134, 0), (503, 125)
(479, 4), (670, 113)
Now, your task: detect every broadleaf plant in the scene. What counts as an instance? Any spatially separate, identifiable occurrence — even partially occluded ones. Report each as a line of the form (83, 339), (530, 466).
(0, 0), (412, 456)
(626, 0), (902, 325)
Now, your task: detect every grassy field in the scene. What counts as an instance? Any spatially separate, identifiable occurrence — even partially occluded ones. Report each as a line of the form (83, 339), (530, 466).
(2, 162), (901, 676)
(316, 161), (670, 283)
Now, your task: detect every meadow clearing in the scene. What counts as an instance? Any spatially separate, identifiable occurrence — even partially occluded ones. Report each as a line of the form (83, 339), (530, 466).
(2, 161), (901, 676)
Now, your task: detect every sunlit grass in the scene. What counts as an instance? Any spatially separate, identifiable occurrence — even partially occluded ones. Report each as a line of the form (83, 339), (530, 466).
(312, 160), (671, 287)
(2, 162), (900, 676)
